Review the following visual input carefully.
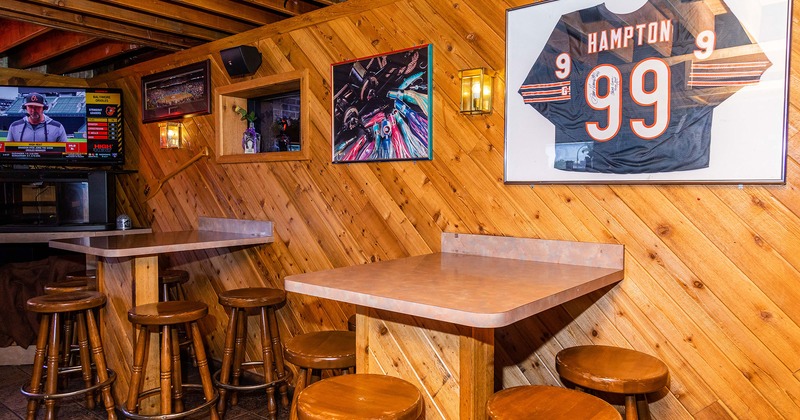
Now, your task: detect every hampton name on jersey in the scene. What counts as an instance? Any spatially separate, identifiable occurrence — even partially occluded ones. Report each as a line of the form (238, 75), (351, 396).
(519, 0), (771, 174)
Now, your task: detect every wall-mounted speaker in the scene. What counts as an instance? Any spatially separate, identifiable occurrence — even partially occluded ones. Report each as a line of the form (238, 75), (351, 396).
(220, 45), (262, 77)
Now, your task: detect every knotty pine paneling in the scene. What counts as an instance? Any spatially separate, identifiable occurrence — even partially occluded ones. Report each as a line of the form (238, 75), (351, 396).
(7, 0), (787, 417)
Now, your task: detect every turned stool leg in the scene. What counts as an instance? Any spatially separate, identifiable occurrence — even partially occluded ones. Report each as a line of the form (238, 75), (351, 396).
(267, 306), (289, 407)
(84, 307), (117, 419)
(231, 310), (247, 406)
(26, 315), (50, 420)
(59, 311), (74, 389)
(126, 325), (150, 414)
(75, 312), (96, 410)
(289, 367), (308, 420)
(259, 307), (277, 419)
(190, 321), (221, 420)
(217, 306), (238, 416)
(171, 328), (185, 413)
(160, 325), (173, 415)
(43, 312), (61, 420)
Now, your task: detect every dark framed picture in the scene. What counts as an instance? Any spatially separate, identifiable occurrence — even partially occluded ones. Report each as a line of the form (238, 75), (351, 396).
(331, 44), (433, 163)
(505, 0), (791, 184)
(141, 60), (211, 123)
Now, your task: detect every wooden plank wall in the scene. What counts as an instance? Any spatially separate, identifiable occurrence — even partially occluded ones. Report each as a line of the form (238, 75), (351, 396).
(4, 0), (798, 417)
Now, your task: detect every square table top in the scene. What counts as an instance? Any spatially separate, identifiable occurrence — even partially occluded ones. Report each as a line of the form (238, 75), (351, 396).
(49, 217), (274, 258)
(285, 249), (623, 328)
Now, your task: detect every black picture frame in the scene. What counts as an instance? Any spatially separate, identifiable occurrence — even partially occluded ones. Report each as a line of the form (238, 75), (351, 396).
(141, 60), (211, 123)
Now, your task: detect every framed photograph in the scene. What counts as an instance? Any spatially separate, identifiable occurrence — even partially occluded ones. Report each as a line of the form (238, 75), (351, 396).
(141, 60), (211, 123)
(505, 0), (791, 184)
(331, 44), (433, 163)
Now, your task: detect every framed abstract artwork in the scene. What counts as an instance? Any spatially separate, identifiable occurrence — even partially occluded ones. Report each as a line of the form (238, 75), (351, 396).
(505, 0), (791, 183)
(141, 60), (211, 123)
(331, 44), (433, 163)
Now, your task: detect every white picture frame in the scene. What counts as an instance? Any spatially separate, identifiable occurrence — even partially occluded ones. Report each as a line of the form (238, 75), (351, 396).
(505, 0), (791, 184)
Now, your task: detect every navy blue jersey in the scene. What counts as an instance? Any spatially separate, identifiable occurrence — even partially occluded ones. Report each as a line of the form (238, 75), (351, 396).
(520, 0), (771, 173)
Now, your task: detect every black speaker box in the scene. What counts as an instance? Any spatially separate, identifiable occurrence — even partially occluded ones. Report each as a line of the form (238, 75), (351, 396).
(220, 45), (262, 77)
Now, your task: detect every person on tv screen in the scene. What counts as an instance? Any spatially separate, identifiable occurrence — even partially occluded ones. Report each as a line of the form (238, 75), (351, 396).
(6, 93), (68, 142)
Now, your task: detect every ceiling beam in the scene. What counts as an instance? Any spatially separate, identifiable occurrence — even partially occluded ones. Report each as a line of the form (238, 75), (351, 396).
(169, 0), (284, 26)
(7, 30), (98, 69)
(0, 19), (51, 53)
(0, 4), (196, 50)
(19, 0), (231, 42)
(96, 0), (256, 34)
(240, 0), (317, 17)
(46, 40), (143, 75)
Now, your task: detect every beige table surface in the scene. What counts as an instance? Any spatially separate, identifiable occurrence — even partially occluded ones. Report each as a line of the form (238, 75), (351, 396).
(0, 228), (151, 243)
(285, 252), (622, 328)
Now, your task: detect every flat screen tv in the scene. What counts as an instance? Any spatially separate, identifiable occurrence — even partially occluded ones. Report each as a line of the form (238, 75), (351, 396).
(0, 86), (123, 166)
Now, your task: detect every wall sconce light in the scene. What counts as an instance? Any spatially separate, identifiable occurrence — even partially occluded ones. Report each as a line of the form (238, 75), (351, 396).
(159, 121), (182, 148)
(459, 67), (495, 115)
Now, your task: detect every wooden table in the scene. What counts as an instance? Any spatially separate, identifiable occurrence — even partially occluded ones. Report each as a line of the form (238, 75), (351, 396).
(285, 233), (624, 420)
(49, 217), (274, 410)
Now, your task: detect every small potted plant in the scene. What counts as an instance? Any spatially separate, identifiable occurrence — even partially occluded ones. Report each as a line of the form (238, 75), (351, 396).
(234, 105), (260, 153)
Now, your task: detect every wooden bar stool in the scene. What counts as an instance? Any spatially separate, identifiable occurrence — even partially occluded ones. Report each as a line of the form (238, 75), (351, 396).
(43, 272), (98, 378)
(487, 385), (621, 419)
(158, 269), (190, 302)
(158, 269), (196, 366)
(215, 287), (289, 420)
(122, 300), (219, 420)
(556, 345), (669, 420)
(64, 270), (97, 290)
(22, 291), (116, 420)
(295, 374), (423, 420)
(284, 330), (356, 419)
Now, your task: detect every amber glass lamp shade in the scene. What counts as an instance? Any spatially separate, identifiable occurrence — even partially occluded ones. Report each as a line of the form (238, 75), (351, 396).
(458, 68), (495, 115)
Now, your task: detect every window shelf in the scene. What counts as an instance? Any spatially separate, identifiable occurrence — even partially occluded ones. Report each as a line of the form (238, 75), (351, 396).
(214, 69), (310, 163)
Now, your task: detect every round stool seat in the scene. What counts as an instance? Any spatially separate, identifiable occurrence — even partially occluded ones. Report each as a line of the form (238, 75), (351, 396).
(43, 278), (95, 294)
(65, 270), (97, 282)
(296, 374), (423, 420)
(218, 287), (285, 308)
(128, 301), (207, 325)
(285, 331), (356, 370)
(159, 269), (189, 285)
(27, 291), (106, 313)
(487, 386), (621, 420)
(556, 345), (669, 394)
(347, 314), (356, 332)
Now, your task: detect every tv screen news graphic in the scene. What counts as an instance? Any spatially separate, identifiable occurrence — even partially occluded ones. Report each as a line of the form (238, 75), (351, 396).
(0, 87), (124, 166)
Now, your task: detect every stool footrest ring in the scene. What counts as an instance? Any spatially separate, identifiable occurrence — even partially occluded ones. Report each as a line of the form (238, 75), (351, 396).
(21, 368), (116, 400)
(120, 383), (219, 420)
(212, 361), (288, 392)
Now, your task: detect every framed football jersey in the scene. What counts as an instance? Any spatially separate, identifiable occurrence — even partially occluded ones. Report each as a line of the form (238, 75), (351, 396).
(505, 0), (791, 183)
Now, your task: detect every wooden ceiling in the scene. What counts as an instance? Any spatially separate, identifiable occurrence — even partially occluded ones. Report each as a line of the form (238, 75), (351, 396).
(0, 0), (344, 77)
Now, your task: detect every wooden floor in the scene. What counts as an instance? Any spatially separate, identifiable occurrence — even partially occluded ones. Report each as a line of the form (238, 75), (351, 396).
(0, 363), (290, 419)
